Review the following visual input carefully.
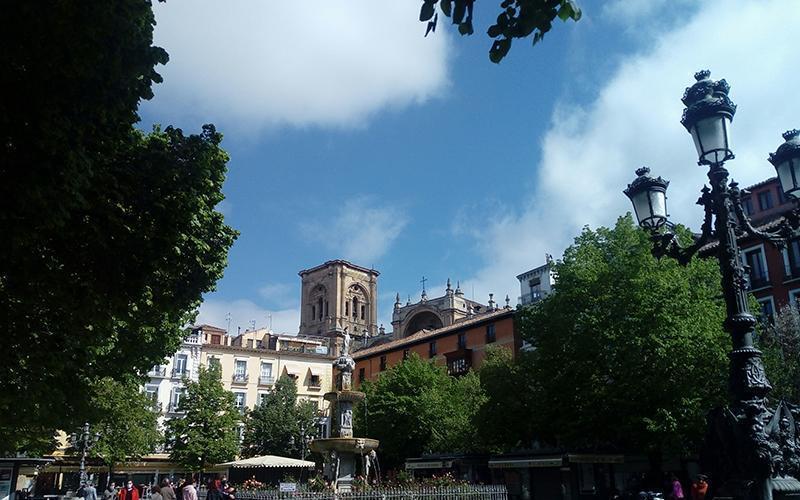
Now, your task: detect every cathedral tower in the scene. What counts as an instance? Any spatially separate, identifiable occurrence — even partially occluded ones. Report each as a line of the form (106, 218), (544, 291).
(298, 260), (379, 340)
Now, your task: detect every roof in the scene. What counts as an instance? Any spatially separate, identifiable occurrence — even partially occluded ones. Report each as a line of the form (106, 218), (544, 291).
(195, 324), (227, 333)
(298, 259), (379, 277)
(353, 308), (515, 359)
(742, 176), (778, 193)
(217, 455), (315, 469)
(516, 262), (552, 280)
(202, 343), (334, 361)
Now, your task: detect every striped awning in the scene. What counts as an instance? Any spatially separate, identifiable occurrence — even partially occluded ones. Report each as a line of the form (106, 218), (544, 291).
(217, 455), (315, 469)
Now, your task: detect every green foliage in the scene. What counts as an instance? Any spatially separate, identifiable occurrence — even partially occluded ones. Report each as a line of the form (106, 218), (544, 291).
(242, 375), (319, 458)
(166, 366), (240, 471)
(419, 0), (582, 63)
(759, 304), (800, 402)
(87, 377), (162, 467)
(358, 354), (486, 470)
(509, 215), (729, 455)
(0, 2), (237, 451)
(474, 346), (538, 452)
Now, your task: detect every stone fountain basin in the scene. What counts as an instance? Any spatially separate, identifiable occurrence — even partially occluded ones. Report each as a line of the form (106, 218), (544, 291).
(324, 390), (366, 403)
(310, 437), (379, 455)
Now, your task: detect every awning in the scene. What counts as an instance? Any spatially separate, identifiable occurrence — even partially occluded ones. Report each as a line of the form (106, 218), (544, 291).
(217, 455), (315, 469)
(567, 454), (624, 464)
(281, 364), (302, 377)
(489, 457), (563, 469)
(405, 460), (453, 470)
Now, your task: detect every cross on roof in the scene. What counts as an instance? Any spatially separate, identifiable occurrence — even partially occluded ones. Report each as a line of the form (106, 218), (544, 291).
(420, 276), (427, 293)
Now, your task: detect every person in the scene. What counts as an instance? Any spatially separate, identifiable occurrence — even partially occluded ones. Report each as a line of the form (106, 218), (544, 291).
(150, 486), (162, 500)
(182, 478), (197, 500)
(205, 479), (222, 500)
(83, 482), (98, 500)
(670, 474), (685, 499)
(118, 481), (139, 500)
(175, 479), (185, 500)
(104, 483), (117, 500)
(690, 475), (709, 500)
(160, 480), (175, 500)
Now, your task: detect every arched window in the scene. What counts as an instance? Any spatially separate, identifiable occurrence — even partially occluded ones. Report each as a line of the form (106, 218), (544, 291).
(317, 297), (323, 320)
(353, 297), (359, 318)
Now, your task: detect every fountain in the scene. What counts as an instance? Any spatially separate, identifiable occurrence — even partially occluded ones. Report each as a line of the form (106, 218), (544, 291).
(310, 331), (380, 492)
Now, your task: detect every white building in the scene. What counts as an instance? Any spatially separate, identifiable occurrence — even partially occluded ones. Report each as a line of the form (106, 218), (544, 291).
(144, 328), (203, 427)
(517, 259), (555, 306)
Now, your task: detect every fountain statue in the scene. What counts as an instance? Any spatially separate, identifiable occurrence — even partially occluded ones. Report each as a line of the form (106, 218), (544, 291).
(310, 331), (380, 491)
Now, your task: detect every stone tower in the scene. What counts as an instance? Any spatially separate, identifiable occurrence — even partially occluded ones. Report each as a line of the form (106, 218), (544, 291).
(298, 260), (379, 341)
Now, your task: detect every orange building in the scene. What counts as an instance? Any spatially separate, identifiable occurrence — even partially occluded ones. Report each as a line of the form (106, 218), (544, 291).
(352, 308), (518, 385)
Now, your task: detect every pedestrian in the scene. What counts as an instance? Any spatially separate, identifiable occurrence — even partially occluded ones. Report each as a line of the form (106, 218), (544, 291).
(118, 481), (140, 500)
(151, 485), (163, 500)
(104, 483), (117, 500)
(690, 475), (708, 500)
(182, 478), (197, 500)
(176, 479), (185, 500)
(669, 474), (685, 499)
(205, 479), (222, 500)
(160, 480), (176, 500)
(84, 482), (98, 500)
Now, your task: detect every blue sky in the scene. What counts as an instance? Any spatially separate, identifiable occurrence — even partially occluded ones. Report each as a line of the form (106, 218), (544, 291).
(138, 0), (799, 334)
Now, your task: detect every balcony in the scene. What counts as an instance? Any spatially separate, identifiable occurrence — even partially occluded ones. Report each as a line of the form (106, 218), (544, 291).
(168, 402), (184, 413)
(445, 349), (473, 376)
(184, 333), (201, 345)
(259, 375), (275, 386)
(518, 290), (546, 306)
(172, 368), (188, 379)
(148, 367), (167, 378)
(232, 373), (249, 384)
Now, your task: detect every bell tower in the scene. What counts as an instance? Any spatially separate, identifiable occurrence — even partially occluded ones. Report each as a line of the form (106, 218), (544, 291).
(298, 260), (379, 341)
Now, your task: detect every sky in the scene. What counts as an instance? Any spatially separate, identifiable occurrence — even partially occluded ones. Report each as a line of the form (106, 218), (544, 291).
(138, 0), (799, 335)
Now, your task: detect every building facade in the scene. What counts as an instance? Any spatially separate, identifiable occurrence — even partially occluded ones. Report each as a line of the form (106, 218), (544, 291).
(390, 279), (488, 339)
(199, 342), (334, 435)
(144, 328), (203, 426)
(516, 259), (555, 306)
(354, 308), (518, 385)
(298, 260), (380, 342)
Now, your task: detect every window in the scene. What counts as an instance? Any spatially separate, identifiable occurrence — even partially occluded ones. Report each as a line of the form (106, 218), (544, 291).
(742, 197), (754, 216)
(318, 297), (323, 320)
(379, 356), (387, 371)
(174, 354), (188, 376)
(234, 360), (247, 382)
(743, 247), (768, 289)
(429, 341), (437, 358)
(778, 188), (788, 206)
(353, 297), (359, 318)
(258, 392), (270, 406)
(790, 289), (800, 308)
(528, 277), (541, 289)
(361, 305), (366, 320)
(170, 388), (185, 412)
(457, 332), (467, 349)
(312, 305), (316, 320)
(358, 367), (365, 382)
(145, 384), (159, 403)
(234, 392), (246, 411)
(324, 300), (329, 317)
(785, 239), (800, 279)
(758, 190), (773, 211)
(246, 339), (253, 348)
(486, 324), (496, 343)
(403, 349), (410, 360)
(211, 334), (221, 345)
(309, 374), (321, 387)
(260, 362), (273, 384)
(757, 297), (775, 325)
(345, 301), (350, 317)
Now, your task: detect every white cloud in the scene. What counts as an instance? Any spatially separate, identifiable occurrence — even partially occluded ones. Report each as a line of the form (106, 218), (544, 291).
(258, 282), (297, 309)
(463, 0), (800, 304)
(302, 196), (408, 265)
(196, 298), (300, 335)
(143, 1), (450, 130)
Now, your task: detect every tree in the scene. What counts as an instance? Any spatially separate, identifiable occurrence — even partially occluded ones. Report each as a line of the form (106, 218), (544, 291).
(166, 366), (240, 472)
(474, 346), (538, 452)
(0, 2), (237, 451)
(759, 304), (800, 402)
(242, 375), (320, 459)
(419, 0), (582, 63)
(87, 377), (162, 472)
(358, 354), (486, 471)
(513, 215), (729, 456)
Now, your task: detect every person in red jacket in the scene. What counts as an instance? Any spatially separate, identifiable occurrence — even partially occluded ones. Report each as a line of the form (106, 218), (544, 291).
(118, 481), (139, 500)
(690, 475), (709, 500)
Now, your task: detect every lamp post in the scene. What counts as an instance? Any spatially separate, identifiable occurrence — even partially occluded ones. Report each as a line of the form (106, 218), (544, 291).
(69, 422), (100, 487)
(624, 70), (800, 500)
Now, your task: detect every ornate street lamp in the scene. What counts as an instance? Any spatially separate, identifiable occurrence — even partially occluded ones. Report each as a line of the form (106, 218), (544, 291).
(625, 70), (800, 500)
(68, 422), (100, 486)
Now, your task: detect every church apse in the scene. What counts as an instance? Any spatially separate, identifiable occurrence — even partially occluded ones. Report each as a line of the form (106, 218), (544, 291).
(403, 310), (444, 338)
